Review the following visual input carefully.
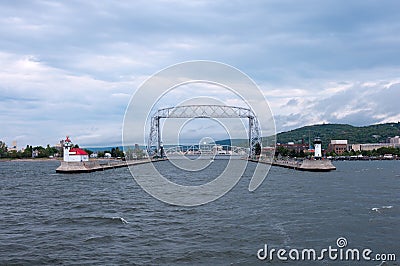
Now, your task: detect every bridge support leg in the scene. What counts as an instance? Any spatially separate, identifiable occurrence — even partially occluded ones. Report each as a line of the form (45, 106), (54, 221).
(156, 117), (161, 156)
(249, 117), (253, 158)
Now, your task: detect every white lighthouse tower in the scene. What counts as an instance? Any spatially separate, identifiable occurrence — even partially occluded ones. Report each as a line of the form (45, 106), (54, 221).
(62, 136), (89, 162)
(63, 136), (73, 161)
(314, 137), (322, 159)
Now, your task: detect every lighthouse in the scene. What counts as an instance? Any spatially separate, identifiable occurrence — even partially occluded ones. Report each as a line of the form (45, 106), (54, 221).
(314, 137), (322, 159)
(63, 136), (73, 161)
(62, 136), (89, 162)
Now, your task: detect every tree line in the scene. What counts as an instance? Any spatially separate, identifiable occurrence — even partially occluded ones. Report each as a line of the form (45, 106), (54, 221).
(96, 147), (125, 158)
(0, 141), (60, 159)
(0, 141), (130, 159)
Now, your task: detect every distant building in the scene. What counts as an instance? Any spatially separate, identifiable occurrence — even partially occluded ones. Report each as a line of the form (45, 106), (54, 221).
(54, 141), (63, 157)
(8, 140), (17, 152)
(276, 143), (309, 153)
(63, 136), (89, 162)
(212, 145), (226, 154)
(32, 149), (39, 158)
(261, 146), (275, 158)
(349, 143), (396, 152)
(390, 136), (400, 145)
(328, 140), (348, 155)
(349, 144), (361, 152)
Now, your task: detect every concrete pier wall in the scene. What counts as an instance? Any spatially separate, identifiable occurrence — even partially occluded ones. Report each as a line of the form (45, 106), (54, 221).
(55, 159), (163, 173)
(251, 158), (336, 171)
(298, 159), (336, 171)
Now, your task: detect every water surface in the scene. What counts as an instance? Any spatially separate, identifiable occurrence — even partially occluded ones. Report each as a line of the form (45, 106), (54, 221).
(0, 160), (398, 265)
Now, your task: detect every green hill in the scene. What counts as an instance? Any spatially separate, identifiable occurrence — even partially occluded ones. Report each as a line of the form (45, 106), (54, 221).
(217, 122), (400, 149)
(274, 122), (400, 148)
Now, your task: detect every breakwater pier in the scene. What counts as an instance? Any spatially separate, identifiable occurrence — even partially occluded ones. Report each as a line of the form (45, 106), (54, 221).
(252, 158), (336, 171)
(56, 158), (166, 173)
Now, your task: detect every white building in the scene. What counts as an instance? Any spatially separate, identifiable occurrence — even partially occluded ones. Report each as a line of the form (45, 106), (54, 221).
(351, 143), (394, 152)
(8, 140), (17, 152)
(63, 136), (89, 162)
(330, 140), (348, 145)
(390, 136), (400, 145)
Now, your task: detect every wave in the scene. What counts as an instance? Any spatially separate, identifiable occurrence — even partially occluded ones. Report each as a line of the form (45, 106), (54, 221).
(56, 216), (129, 225)
(371, 205), (393, 213)
(111, 216), (129, 224)
(84, 235), (113, 242)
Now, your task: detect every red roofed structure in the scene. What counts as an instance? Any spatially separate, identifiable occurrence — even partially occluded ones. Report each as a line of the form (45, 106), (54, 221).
(63, 137), (89, 162)
(69, 148), (88, 155)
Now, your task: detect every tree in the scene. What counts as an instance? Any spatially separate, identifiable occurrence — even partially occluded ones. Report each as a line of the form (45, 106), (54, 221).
(32, 146), (47, 158)
(254, 142), (261, 156)
(275, 146), (289, 157)
(22, 145), (32, 158)
(0, 141), (7, 158)
(83, 149), (93, 157)
(111, 147), (124, 158)
(376, 147), (400, 156)
(45, 144), (54, 157)
(134, 149), (145, 159)
(8, 150), (20, 159)
(124, 147), (144, 160)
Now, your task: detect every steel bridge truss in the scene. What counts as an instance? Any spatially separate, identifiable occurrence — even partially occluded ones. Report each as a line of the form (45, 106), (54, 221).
(164, 145), (249, 156)
(147, 105), (261, 157)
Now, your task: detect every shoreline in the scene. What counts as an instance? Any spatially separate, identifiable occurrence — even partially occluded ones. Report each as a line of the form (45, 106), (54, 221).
(1, 157), (399, 163)
(0, 158), (62, 162)
(0, 158), (129, 163)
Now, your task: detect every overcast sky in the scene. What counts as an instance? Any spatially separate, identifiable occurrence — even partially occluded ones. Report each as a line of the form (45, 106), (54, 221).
(1, 0), (400, 148)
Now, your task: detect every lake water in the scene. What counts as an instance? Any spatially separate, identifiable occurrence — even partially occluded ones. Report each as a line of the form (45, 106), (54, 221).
(0, 160), (399, 265)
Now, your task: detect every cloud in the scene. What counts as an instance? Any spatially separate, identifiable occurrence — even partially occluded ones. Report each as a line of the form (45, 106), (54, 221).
(0, 52), (136, 147)
(1, 0), (400, 147)
(271, 80), (400, 132)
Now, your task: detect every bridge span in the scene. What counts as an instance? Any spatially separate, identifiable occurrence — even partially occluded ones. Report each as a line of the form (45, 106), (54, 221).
(147, 105), (261, 158)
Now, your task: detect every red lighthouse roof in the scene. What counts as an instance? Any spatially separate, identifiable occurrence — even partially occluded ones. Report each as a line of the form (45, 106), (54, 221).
(69, 148), (88, 155)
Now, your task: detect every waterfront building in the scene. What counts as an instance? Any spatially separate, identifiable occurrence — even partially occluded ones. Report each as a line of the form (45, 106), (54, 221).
(359, 143), (394, 151)
(390, 136), (400, 145)
(327, 140), (348, 155)
(349, 143), (396, 152)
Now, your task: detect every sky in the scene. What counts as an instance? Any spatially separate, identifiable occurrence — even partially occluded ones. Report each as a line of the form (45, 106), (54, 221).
(1, 0), (400, 148)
